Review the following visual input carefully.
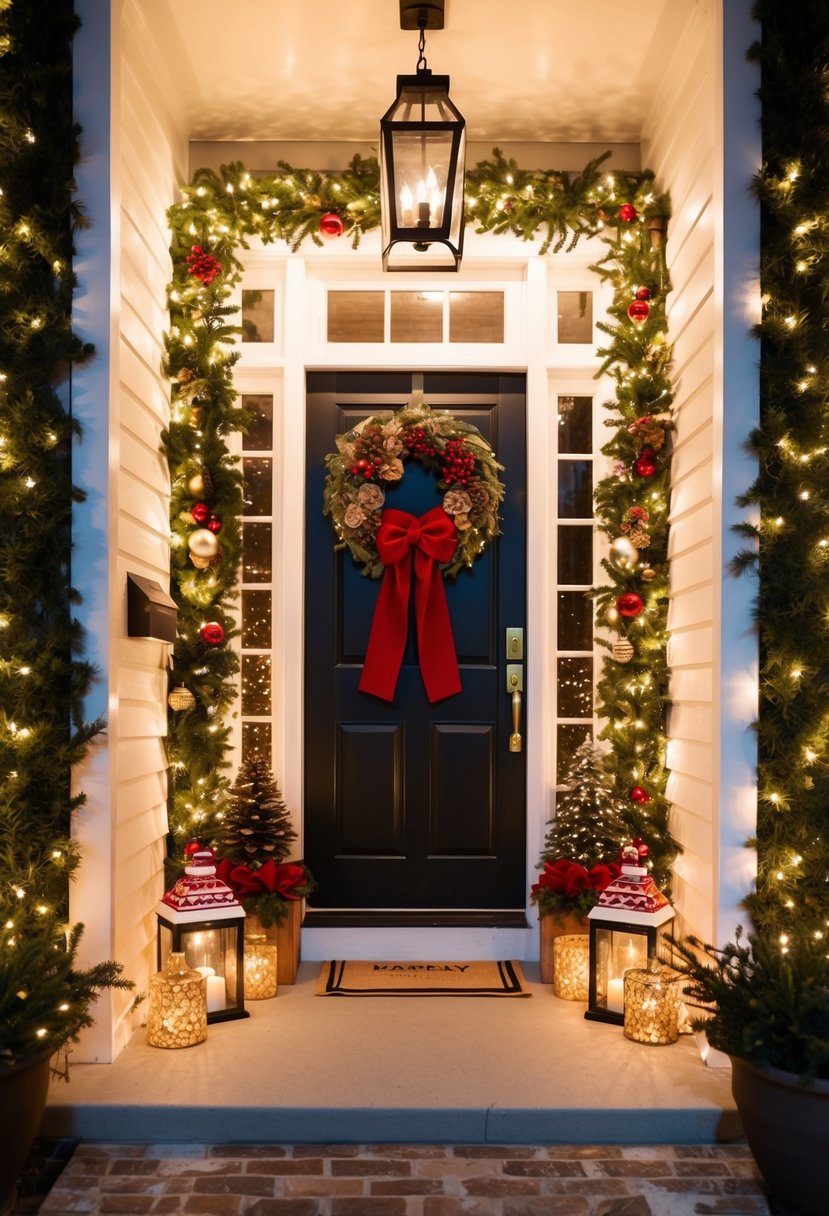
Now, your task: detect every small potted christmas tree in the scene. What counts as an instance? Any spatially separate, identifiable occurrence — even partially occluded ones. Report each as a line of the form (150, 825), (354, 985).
(215, 756), (314, 985)
(532, 740), (626, 981)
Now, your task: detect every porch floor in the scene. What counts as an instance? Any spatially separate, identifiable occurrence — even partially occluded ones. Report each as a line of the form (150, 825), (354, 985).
(42, 963), (737, 1146)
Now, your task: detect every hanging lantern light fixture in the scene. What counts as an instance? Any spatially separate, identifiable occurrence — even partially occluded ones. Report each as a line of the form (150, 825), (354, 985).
(380, 2), (466, 271)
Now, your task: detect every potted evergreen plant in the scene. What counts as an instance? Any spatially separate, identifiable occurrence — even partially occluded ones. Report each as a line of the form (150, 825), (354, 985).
(671, 928), (829, 1216)
(531, 741), (626, 981)
(0, 923), (132, 1213)
(215, 755), (315, 984)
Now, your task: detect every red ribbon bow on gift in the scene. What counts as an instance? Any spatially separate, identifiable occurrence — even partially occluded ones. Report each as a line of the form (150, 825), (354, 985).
(359, 506), (462, 703)
(531, 858), (620, 901)
(215, 858), (306, 901)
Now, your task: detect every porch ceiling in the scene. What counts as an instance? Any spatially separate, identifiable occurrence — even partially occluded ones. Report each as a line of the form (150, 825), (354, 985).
(142, 0), (693, 145)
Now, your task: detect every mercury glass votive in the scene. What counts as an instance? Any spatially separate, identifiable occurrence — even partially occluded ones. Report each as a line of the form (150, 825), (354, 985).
(623, 958), (681, 1045)
(243, 933), (278, 1000)
(146, 952), (207, 1048)
(552, 933), (590, 1001)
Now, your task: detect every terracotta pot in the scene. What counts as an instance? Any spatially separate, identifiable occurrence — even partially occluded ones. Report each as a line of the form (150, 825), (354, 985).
(538, 911), (588, 984)
(730, 1056), (829, 1216)
(0, 1048), (52, 1216)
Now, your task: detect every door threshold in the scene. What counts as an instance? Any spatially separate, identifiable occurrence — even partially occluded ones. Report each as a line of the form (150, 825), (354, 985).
(302, 909), (529, 929)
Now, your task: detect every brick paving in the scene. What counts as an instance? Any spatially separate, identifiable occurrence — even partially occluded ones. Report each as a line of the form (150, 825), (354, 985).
(32, 1144), (772, 1216)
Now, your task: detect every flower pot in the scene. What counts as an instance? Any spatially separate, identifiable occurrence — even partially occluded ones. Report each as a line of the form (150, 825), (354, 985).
(539, 912), (589, 983)
(276, 899), (302, 985)
(730, 1056), (829, 1216)
(0, 1048), (52, 1216)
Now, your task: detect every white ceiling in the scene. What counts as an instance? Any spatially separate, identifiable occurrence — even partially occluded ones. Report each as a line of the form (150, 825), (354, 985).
(141, 0), (693, 145)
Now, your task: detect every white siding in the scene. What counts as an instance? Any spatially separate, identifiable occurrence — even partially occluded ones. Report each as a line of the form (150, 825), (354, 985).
(643, 0), (760, 943)
(72, 0), (187, 1061)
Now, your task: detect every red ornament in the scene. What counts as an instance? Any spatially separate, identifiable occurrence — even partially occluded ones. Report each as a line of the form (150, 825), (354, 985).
(199, 621), (225, 647)
(634, 448), (657, 477)
(183, 841), (202, 861)
(627, 299), (650, 326)
(191, 502), (210, 525)
(617, 592), (644, 618)
(207, 516), (222, 534)
(635, 286), (652, 301)
(618, 203), (638, 223)
(630, 785), (651, 805)
(186, 244), (222, 284)
(319, 212), (344, 240)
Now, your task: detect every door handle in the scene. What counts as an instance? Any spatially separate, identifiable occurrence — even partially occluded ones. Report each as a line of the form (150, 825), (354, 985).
(506, 664), (523, 753)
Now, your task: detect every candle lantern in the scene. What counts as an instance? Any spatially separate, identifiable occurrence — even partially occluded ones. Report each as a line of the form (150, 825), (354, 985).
(584, 840), (674, 1025)
(623, 957), (681, 1045)
(380, 18), (465, 271)
(156, 844), (249, 1024)
(552, 934), (590, 1001)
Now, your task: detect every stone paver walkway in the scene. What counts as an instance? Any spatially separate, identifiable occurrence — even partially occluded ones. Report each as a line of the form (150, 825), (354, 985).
(35, 1143), (771, 1216)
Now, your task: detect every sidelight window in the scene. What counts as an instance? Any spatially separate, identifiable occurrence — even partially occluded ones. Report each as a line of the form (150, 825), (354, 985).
(554, 394), (596, 781)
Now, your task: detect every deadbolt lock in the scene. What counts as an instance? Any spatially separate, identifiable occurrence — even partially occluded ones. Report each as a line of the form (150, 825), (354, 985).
(506, 627), (524, 660)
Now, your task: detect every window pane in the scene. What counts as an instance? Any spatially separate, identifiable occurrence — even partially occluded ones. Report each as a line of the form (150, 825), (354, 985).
(242, 654), (271, 715)
(558, 460), (593, 518)
(243, 721), (272, 761)
(557, 291), (593, 343)
(449, 292), (504, 343)
(243, 458), (272, 516)
(558, 525), (592, 584)
(242, 395), (273, 451)
(557, 395), (593, 453)
(242, 523), (272, 582)
(241, 290), (275, 343)
(242, 590), (272, 649)
(328, 291), (384, 342)
(558, 591), (593, 651)
(390, 291), (443, 343)
(557, 657), (594, 718)
(557, 724), (592, 783)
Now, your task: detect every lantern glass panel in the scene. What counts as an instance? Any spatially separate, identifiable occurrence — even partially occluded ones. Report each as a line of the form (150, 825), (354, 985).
(381, 74), (465, 271)
(589, 924), (651, 1021)
(157, 917), (247, 1023)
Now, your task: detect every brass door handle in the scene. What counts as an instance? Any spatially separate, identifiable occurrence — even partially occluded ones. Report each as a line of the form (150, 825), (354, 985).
(507, 664), (523, 753)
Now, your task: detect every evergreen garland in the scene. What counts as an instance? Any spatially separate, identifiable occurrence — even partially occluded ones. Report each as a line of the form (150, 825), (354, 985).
(164, 151), (678, 889)
(733, 1), (829, 944)
(0, 0), (130, 1066)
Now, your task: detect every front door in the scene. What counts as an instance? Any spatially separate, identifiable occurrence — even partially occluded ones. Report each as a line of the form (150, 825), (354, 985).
(304, 371), (526, 916)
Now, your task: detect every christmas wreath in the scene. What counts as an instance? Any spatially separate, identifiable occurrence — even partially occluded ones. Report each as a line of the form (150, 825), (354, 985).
(323, 402), (506, 703)
(323, 401), (505, 580)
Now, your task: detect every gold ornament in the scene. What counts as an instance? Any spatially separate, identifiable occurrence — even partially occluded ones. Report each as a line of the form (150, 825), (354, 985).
(609, 536), (639, 570)
(168, 686), (196, 712)
(605, 605), (620, 626)
(188, 528), (220, 560)
(190, 553), (213, 569)
(187, 472), (205, 497)
(612, 638), (634, 663)
(641, 567), (657, 582)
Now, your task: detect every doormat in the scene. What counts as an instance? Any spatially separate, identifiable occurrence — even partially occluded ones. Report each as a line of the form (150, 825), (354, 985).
(315, 960), (531, 997)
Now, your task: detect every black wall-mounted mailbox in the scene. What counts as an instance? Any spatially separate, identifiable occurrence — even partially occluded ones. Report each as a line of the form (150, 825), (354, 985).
(127, 573), (178, 643)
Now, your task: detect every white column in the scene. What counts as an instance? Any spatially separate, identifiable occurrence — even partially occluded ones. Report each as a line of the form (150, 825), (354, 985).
(712, 0), (761, 944)
(69, 0), (121, 1061)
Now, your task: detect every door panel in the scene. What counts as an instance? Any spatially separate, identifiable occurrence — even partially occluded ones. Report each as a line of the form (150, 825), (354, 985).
(304, 371), (526, 912)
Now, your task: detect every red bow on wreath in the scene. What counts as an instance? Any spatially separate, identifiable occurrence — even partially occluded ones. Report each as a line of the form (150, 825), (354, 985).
(359, 506), (462, 704)
(531, 858), (620, 901)
(215, 858), (306, 901)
